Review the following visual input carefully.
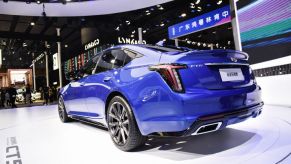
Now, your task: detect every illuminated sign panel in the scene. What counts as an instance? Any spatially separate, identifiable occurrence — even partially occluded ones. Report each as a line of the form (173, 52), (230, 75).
(53, 53), (58, 70)
(168, 5), (231, 39)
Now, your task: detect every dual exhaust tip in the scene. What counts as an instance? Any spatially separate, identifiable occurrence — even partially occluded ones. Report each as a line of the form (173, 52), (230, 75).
(192, 122), (222, 135)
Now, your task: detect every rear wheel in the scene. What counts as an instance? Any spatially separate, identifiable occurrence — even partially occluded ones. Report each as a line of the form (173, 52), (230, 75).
(58, 96), (72, 123)
(107, 96), (146, 151)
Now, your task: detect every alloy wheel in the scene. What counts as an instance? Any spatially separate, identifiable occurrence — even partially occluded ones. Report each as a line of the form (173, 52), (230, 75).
(108, 102), (129, 145)
(58, 98), (65, 121)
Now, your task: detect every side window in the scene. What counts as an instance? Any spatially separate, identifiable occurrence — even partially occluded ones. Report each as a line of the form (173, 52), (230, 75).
(94, 49), (143, 74)
(80, 55), (99, 77)
(123, 49), (142, 66)
(95, 50), (116, 74)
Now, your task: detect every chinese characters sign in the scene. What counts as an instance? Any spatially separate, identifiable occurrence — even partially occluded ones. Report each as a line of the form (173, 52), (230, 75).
(168, 5), (231, 39)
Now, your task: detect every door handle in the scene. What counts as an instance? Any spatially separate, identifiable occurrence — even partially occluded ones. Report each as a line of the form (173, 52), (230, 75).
(103, 77), (112, 82)
(80, 82), (85, 86)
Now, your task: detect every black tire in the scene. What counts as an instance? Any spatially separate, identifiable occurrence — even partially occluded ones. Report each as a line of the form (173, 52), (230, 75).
(58, 96), (72, 123)
(107, 96), (146, 151)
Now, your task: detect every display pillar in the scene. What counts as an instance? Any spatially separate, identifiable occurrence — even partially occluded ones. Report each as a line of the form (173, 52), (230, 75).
(230, 0), (242, 51)
(175, 39), (179, 47)
(138, 28), (143, 44)
(32, 54), (36, 91)
(57, 28), (63, 88)
(45, 41), (49, 87)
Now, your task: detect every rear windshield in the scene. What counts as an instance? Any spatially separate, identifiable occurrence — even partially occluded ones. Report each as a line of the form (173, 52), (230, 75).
(142, 45), (187, 53)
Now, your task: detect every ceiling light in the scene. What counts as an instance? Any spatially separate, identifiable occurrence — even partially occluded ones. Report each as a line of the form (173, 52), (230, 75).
(145, 10), (150, 13)
(228, 41), (231, 45)
(195, 0), (200, 4)
(23, 42), (27, 47)
(65, 44), (68, 48)
(126, 20), (130, 25)
(143, 30), (146, 33)
(197, 6), (202, 12)
(146, 12), (151, 16)
(160, 23), (165, 27)
(190, 5), (195, 9)
(30, 22), (35, 26)
(130, 35), (134, 38)
(132, 30), (136, 34)
(180, 13), (187, 18)
(115, 26), (120, 31)
(36, 0), (41, 4)
(217, 0), (223, 5)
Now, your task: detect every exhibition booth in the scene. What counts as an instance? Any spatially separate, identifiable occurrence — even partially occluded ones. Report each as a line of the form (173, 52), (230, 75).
(0, 0), (290, 164)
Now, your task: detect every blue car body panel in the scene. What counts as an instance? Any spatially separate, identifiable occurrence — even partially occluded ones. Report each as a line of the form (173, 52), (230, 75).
(60, 45), (263, 136)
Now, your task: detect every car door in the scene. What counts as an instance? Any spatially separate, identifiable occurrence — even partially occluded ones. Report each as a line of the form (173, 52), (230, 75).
(83, 48), (128, 121)
(66, 55), (99, 117)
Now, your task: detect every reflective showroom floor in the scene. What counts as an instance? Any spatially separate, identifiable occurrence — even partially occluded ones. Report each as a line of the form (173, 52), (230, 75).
(0, 105), (290, 164)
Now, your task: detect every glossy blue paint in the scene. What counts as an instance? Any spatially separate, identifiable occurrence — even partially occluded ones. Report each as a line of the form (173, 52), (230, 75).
(60, 45), (263, 136)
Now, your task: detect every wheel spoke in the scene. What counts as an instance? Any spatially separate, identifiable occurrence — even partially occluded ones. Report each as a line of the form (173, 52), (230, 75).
(120, 128), (126, 144)
(109, 122), (118, 127)
(122, 119), (129, 125)
(109, 113), (119, 121)
(122, 126), (129, 136)
(120, 109), (126, 119)
(116, 129), (121, 143)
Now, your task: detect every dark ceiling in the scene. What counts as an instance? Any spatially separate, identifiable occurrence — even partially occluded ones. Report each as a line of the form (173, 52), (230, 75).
(0, 0), (230, 69)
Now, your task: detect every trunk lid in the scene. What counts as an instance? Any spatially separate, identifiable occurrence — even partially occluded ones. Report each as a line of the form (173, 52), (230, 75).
(159, 49), (255, 91)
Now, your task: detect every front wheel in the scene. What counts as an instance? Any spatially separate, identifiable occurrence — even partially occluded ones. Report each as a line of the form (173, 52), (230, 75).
(58, 96), (72, 123)
(107, 96), (146, 151)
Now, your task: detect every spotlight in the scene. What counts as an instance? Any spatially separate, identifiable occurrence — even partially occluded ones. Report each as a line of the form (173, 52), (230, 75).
(160, 23), (165, 27)
(195, 0), (200, 5)
(30, 22), (35, 26)
(126, 20), (130, 25)
(180, 13), (187, 18)
(36, 0), (41, 4)
(217, 0), (223, 5)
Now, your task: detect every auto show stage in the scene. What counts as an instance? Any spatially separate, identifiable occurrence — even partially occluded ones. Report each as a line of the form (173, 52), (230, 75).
(0, 105), (290, 164)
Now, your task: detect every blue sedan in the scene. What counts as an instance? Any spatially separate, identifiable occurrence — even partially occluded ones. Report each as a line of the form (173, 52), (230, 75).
(58, 44), (263, 151)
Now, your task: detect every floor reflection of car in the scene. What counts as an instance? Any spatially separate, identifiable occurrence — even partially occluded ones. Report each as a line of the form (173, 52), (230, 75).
(58, 44), (263, 151)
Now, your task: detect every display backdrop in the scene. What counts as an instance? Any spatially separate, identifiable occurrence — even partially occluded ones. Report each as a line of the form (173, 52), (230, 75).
(238, 0), (291, 64)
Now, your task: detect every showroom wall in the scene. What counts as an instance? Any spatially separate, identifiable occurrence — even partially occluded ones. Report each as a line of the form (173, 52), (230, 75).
(251, 56), (291, 106)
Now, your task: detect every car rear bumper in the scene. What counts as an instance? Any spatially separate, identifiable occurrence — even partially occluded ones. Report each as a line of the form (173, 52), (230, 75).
(135, 84), (263, 135)
(139, 102), (263, 136)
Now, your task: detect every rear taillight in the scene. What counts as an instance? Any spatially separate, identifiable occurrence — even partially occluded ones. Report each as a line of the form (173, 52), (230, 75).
(149, 64), (187, 93)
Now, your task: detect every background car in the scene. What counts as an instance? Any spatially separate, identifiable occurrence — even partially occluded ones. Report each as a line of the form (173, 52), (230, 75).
(58, 44), (263, 151)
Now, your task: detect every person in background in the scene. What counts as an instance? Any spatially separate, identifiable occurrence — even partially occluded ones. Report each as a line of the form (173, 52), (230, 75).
(5, 89), (10, 107)
(0, 88), (5, 107)
(25, 84), (32, 104)
(43, 86), (49, 105)
(0, 88), (5, 108)
(9, 84), (17, 108)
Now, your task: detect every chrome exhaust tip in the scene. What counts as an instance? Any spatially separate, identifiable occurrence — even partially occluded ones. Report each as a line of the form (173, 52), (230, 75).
(192, 122), (222, 135)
